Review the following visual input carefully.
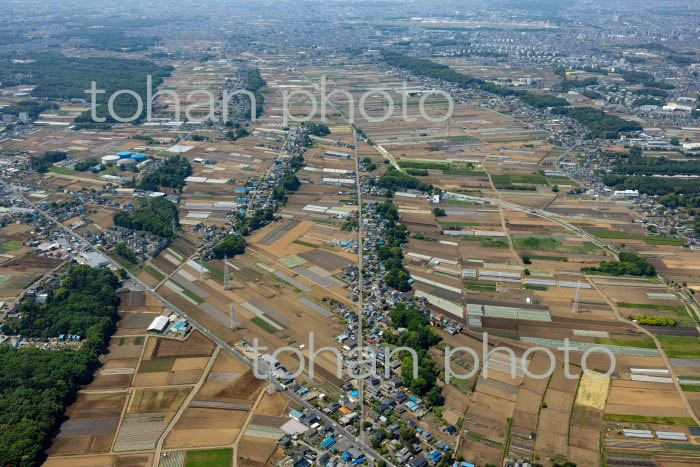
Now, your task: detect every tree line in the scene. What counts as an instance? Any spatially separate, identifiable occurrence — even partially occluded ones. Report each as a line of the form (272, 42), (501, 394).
(381, 51), (570, 108)
(0, 266), (121, 467)
(551, 107), (642, 139)
(383, 304), (444, 406)
(2, 101), (58, 121)
(30, 151), (67, 173)
(113, 196), (179, 239)
(138, 156), (192, 192)
(375, 166), (434, 194)
(375, 202), (411, 292)
(582, 252), (656, 277)
(608, 150), (700, 176)
(0, 53), (172, 124)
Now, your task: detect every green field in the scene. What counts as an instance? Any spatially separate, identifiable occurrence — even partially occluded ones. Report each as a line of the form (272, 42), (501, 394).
(437, 221), (481, 227)
(169, 240), (193, 258)
(447, 199), (474, 206)
(251, 317), (279, 334)
(603, 414), (695, 425)
(658, 335), (700, 358)
(492, 173), (548, 185)
(181, 288), (205, 304)
(442, 135), (478, 142)
(397, 159), (450, 170)
(585, 229), (686, 246)
(514, 236), (597, 254)
(143, 265), (165, 281)
(1, 240), (23, 252)
(464, 280), (497, 291)
(204, 262), (225, 280)
(594, 337), (657, 348)
(48, 166), (78, 175)
(617, 302), (686, 313)
(185, 448), (232, 467)
(137, 358), (175, 373)
(546, 175), (573, 183)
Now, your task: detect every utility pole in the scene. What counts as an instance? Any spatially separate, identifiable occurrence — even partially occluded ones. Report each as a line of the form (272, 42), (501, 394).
(224, 255), (230, 290)
(572, 281), (581, 314)
(231, 303), (239, 330)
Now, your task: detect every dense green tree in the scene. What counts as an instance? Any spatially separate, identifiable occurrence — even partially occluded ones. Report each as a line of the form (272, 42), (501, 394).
(551, 107), (642, 139)
(400, 427), (416, 444)
(74, 158), (100, 172)
(138, 156), (192, 191)
(211, 236), (246, 259)
(30, 151), (67, 173)
(381, 51), (569, 108)
(426, 385), (445, 406)
(0, 53), (171, 123)
(282, 174), (301, 191)
(301, 122), (331, 136)
(114, 242), (138, 265)
(376, 166), (433, 193)
(113, 197), (178, 239)
(0, 266), (120, 467)
(582, 252), (656, 277)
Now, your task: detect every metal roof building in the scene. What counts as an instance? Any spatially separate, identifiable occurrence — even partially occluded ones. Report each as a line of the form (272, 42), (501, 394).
(147, 315), (170, 333)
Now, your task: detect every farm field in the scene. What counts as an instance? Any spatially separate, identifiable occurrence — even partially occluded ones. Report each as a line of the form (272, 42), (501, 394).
(6, 47), (700, 467)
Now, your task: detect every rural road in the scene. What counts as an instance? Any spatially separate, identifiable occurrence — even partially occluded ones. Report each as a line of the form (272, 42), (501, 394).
(9, 181), (395, 466)
(153, 346), (222, 460)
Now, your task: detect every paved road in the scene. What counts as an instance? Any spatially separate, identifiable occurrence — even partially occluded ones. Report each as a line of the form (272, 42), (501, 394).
(588, 275), (700, 426)
(10, 184), (394, 467)
(352, 128), (367, 448)
(372, 140), (620, 258)
(442, 191), (620, 257)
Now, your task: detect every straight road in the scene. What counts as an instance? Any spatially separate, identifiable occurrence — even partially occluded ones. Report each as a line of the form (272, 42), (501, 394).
(9, 184), (393, 467)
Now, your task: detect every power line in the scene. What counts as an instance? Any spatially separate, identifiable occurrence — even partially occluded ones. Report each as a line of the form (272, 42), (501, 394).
(572, 281), (581, 314)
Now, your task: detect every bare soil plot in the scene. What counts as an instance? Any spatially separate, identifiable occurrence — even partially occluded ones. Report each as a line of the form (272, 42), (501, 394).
(254, 392), (289, 417)
(236, 437), (279, 464)
(104, 336), (145, 360)
(196, 369), (266, 403)
(65, 392), (127, 419)
(533, 364), (579, 459)
(459, 437), (503, 466)
(114, 454), (154, 467)
(606, 382), (691, 417)
(151, 331), (215, 359)
(534, 406), (569, 457)
(131, 371), (170, 387)
(44, 455), (115, 467)
(567, 445), (599, 466)
(128, 387), (191, 414)
(164, 408), (247, 448)
(47, 416), (121, 456)
(114, 311), (162, 336)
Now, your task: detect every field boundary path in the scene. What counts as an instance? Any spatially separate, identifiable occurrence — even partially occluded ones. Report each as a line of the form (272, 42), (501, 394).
(11, 179), (392, 466)
(153, 346), (221, 463)
(231, 382), (269, 465)
(587, 275), (700, 426)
